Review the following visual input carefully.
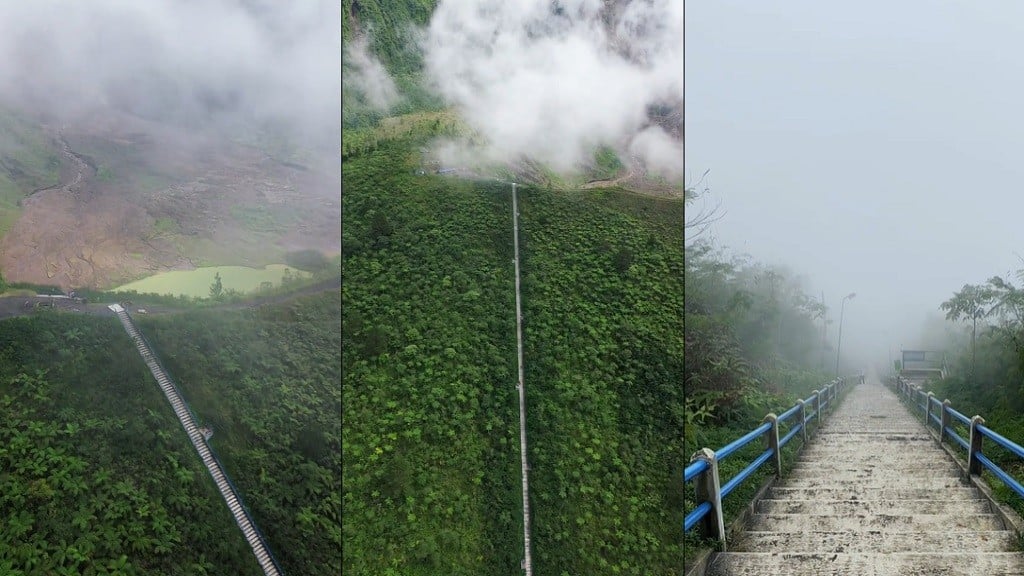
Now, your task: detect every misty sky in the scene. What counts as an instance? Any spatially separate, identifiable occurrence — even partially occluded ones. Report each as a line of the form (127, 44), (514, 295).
(422, 0), (682, 176)
(0, 1), (340, 151)
(686, 1), (1024, 368)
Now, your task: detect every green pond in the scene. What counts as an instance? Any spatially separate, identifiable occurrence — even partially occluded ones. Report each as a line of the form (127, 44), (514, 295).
(113, 264), (308, 298)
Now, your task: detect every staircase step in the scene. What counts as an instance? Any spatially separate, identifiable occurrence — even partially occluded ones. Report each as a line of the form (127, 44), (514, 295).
(731, 530), (1018, 553)
(794, 451), (955, 464)
(749, 512), (1004, 532)
(779, 477), (968, 490)
(768, 486), (981, 501)
(788, 463), (962, 476)
(757, 499), (991, 515)
(705, 552), (1024, 576)
(809, 433), (933, 443)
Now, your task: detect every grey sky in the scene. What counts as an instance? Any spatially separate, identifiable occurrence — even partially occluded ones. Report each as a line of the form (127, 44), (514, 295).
(686, 1), (1024, 369)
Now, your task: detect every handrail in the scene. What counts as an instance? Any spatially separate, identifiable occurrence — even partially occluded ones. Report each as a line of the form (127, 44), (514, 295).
(716, 422), (772, 463)
(684, 374), (859, 548)
(891, 375), (1024, 502)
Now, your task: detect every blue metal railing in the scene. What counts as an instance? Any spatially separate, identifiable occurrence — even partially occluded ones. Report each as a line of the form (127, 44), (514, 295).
(684, 375), (857, 547)
(892, 376), (1024, 502)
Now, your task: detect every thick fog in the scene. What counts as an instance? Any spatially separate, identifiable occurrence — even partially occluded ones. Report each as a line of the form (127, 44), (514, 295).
(686, 1), (1024, 371)
(0, 0), (341, 151)
(423, 0), (683, 177)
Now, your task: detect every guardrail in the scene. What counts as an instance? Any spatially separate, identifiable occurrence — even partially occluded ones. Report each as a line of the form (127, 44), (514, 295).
(892, 376), (1024, 503)
(683, 375), (858, 549)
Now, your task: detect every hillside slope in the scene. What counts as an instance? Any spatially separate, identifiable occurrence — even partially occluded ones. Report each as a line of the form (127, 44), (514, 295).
(342, 137), (682, 574)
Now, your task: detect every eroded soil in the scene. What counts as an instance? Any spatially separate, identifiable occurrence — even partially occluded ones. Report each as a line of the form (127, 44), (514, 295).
(0, 112), (339, 291)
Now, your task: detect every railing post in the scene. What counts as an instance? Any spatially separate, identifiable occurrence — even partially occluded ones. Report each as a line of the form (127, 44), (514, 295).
(968, 415), (986, 476)
(690, 448), (726, 547)
(939, 399), (951, 446)
(812, 390), (821, 428)
(798, 399), (807, 443)
(925, 392), (934, 429)
(764, 413), (781, 477)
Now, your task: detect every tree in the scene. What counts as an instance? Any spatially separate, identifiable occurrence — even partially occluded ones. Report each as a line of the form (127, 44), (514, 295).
(613, 248), (634, 275)
(209, 273), (224, 300)
(942, 282), (1003, 378)
(684, 169), (723, 244)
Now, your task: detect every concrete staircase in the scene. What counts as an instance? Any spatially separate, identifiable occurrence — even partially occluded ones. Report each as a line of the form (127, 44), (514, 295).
(706, 377), (1024, 576)
(109, 304), (283, 576)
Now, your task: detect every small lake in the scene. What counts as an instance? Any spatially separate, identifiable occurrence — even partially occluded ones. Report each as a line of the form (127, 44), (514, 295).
(112, 264), (308, 298)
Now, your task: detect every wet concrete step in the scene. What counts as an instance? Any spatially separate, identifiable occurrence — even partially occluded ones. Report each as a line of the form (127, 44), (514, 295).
(757, 498), (992, 515)
(705, 552), (1024, 576)
(730, 530), (1017, 553)
(768, 486), (982, 501)
(795, 448), (954, 461)
(786, 457), (962, 471)
(778, 477), (969, 490)
(811, 432), (933, 440)
(749, 512), (1004, 532)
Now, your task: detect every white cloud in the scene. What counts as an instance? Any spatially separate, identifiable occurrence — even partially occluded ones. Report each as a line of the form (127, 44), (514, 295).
(423, 0), (681, 175)
(0, 0), (341, 149)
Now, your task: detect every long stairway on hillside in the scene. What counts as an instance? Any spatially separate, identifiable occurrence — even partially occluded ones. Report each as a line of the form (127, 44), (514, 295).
(109, 304), (283, 576)
(706, 377), (1024, 576)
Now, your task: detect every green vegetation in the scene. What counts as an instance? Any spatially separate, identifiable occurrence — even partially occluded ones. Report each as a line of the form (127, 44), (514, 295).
(342, 110), (467, 160)
(683, 238), (836, 567)
(342, 0), (437, 75)
(0, 108), (61, 238)
(146, 217), (180, 241)
(590, 145), (625, 181)
(96, 164), (115, 182)
(0, 282), (341, 574)
(343, 135), (682, 574)
(926, 272), (1024, 522)
(342, 0), (446, 129)
(284, 249), (330, 273)
(135, 291), (341, 575)
(0, 314), (263, 575)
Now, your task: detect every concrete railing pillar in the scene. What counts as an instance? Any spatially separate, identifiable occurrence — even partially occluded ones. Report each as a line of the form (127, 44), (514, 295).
(798, 399), (807, 443)
(969, 415), (986, 476)
(812, 390), (821, 429)
(939, 399), (951, 445)
(764, 413), (781, 477)
(926, 392), (935, 428)
(690, 448), (726, 547)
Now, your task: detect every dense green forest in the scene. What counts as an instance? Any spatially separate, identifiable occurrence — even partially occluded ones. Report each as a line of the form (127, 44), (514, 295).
(342, 0), (445, 128)
(683, 238), (837, 565)
(341, 135), (683, 573)
(0, 314), (260, 575)
(0, 288), (341, 575)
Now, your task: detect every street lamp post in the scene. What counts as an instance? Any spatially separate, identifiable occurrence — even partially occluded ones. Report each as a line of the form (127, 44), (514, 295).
(835, 292), (856, 377)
